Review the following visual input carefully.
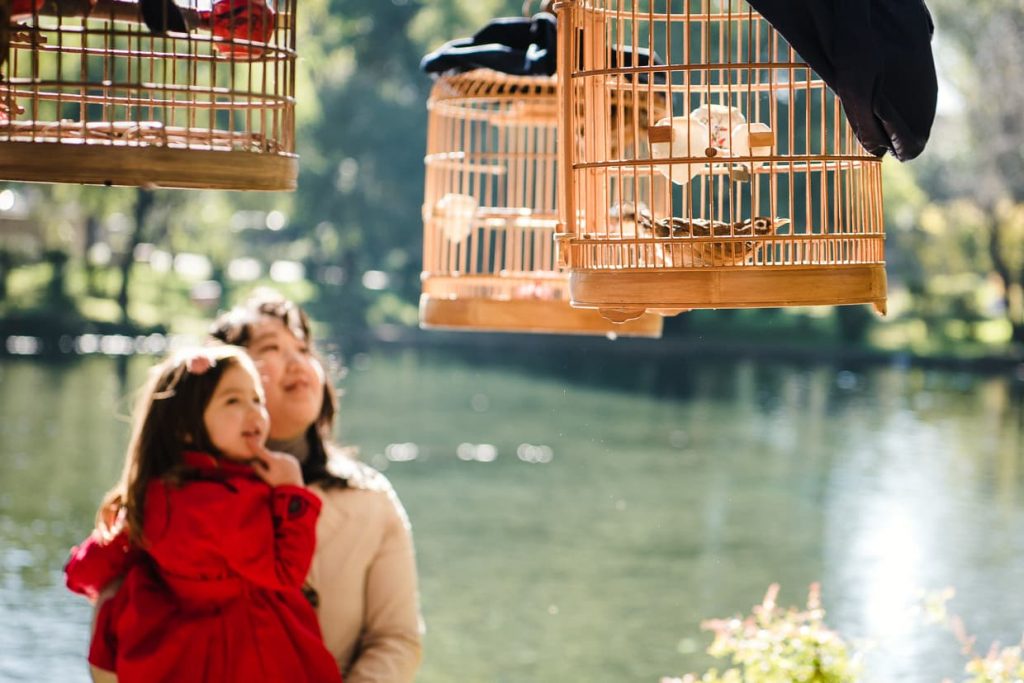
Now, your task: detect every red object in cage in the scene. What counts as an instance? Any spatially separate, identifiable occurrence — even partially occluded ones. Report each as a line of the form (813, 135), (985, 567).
(202, 0), (276, 59)
(10, 0), (45, 18)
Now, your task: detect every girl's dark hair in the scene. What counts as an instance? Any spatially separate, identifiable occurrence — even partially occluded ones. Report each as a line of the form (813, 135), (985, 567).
(97, 346), (251, 543)
(208, 288), (347, 489)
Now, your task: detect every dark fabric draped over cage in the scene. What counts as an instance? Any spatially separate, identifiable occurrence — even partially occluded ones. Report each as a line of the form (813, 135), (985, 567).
(749, 0), (938, 161)
(420, 12), (558, 76)
(419, 11), (662, 82)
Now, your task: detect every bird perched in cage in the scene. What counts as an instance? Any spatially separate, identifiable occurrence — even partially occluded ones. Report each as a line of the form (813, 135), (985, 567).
(606, 201), (652, 237)
(639, 215), (787, 238)
(636, 214), (789, 266)
(637, 215), (789, 238)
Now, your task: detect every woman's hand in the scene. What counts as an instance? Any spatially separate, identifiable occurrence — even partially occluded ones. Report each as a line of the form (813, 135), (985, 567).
(246, 438), (304, 488)
(97, 505), (128, 543)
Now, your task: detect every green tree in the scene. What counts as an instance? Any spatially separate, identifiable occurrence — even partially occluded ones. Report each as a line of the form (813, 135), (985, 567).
(920, 2), (1024, 343)
(290, 0), (524, 333)
(118, 190), (155, 324)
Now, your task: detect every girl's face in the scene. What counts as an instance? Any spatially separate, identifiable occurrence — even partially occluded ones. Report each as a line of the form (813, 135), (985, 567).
(245, 315), (325, 441)
(202, 361), (270, 461)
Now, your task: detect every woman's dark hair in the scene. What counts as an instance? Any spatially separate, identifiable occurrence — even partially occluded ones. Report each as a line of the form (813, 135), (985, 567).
(208, 288), (347, 489)
(98, 346), (251, 543)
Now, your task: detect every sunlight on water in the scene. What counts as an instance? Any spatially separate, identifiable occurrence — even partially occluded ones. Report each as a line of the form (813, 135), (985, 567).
(456, 443), (498, 462)
(516, 444), (553, 464)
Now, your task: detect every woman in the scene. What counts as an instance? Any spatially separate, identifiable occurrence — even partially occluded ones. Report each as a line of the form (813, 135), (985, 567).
(92, 289), (423, 683)
(210, 290), (423, 682)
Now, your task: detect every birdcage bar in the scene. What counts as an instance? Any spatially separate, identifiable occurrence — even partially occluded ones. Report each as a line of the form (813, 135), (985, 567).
(421, 68), (661, 336)
(1, 0), (297, 190)
(556, 0), (886, 319)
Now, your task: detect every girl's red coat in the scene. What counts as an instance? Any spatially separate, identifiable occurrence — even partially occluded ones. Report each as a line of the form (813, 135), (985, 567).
(65, 451), (341, 682)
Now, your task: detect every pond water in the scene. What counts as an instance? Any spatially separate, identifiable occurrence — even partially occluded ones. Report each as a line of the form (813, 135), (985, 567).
(1, 345), (1022, 682)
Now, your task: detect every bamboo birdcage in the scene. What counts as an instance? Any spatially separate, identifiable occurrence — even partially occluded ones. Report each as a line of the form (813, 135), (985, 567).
(420, 68), (662, 337)
(0, 0), (297, 190)
(555, 0), (887, 322)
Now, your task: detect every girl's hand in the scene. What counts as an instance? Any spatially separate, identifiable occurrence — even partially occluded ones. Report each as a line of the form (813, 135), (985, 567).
(247, 439), (304, 488)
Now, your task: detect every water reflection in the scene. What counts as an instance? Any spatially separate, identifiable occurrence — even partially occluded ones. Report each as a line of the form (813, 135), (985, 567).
(516, 444), (554, 464)
(0, 350), (1022, 682)
(2, 333), (171, 359)
(456, 443), (498, 463)
(0, 358), (132, 682)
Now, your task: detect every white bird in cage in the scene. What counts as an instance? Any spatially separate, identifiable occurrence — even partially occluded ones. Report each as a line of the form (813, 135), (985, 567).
(432, 193), (478, 243)
(649, 115), (710, 186)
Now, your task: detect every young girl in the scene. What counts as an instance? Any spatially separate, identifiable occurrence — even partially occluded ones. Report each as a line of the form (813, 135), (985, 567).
(64, 345), (342, 682)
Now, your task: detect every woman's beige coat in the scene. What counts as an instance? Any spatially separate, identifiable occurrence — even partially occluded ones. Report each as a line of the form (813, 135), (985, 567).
(310, 455), (423, 682)
(90, 456), (422, 683)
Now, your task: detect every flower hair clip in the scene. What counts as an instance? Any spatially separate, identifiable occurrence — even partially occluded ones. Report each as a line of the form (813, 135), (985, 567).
(185, 352), (217, 375)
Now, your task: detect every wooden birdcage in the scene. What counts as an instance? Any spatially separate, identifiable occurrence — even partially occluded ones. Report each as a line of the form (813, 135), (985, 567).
(555, 0), (887, 321)
(420, 68), (662, 336)
(0, 0), (297, 190)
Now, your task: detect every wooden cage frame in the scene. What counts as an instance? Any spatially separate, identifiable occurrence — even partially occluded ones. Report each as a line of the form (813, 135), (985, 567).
(555, 0), (887, 322)
(420, 68), (662, 337)
(1, 0), (297, 191)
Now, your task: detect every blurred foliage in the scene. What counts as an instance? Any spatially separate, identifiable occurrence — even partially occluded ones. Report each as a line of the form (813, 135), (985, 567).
(664, 584), (1024, 683)
(2, 0), (1024, 355)
(289, 0), (522, 335)
(920, 588), (1024, 683)
(666, 584), (863, 683)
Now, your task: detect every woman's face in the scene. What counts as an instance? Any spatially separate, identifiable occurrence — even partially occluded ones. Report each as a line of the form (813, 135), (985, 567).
(244, 315), (325, 441)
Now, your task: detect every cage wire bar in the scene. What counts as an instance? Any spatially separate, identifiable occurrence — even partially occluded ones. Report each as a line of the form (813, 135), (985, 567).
(0, 0), (297, 190)
(555, 0), (887, 322)
(420, 68), (662, 336)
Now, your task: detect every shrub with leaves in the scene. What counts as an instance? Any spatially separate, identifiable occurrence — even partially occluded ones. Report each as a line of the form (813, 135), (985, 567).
(664, 584), (864, 683)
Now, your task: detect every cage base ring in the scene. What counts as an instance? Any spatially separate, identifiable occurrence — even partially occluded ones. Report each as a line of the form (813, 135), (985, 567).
(570, 264), (887, 315)
(419, 295), (663, 337)
(0, 141), (297, 191)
